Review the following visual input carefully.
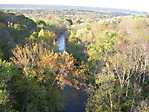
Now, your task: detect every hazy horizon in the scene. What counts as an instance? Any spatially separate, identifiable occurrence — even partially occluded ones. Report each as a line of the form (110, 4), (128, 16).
(0, 0), (149, 13)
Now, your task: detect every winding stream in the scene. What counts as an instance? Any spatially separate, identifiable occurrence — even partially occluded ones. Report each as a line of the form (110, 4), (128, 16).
(57, 32), (87, 112)
(57, 32), (67, 52)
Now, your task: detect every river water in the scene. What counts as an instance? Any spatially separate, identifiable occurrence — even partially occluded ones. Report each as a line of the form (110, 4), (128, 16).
(57, 32), (66, 52)
(57, 32), (87, 112)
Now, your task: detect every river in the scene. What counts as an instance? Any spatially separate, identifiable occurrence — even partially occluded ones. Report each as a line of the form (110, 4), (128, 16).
(57, 32), (87, 112)
(57, 32), (67, 52)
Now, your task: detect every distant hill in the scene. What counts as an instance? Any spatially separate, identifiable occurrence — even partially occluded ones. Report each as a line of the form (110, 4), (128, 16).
(0, 4), (148, 16)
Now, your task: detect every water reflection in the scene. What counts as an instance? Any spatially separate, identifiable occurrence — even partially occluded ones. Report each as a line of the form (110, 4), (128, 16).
(57, 32), (66, 52)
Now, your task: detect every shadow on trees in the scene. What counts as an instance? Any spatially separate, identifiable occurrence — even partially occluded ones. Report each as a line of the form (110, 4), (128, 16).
(0, 11), (37, 59)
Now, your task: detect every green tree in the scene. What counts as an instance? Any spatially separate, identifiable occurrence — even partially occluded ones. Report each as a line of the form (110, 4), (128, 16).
(86, 44), (149, 112)
(0, 59), (19, 112)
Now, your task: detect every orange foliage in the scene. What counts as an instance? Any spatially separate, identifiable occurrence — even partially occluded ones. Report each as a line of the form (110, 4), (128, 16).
(11, 43), (87, 89)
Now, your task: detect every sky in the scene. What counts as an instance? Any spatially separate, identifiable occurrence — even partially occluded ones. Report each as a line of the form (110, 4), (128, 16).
(0, 0), (149, 12)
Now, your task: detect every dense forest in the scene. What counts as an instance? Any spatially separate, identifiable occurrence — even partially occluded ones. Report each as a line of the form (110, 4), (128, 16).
(0, 10), (149, 112)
